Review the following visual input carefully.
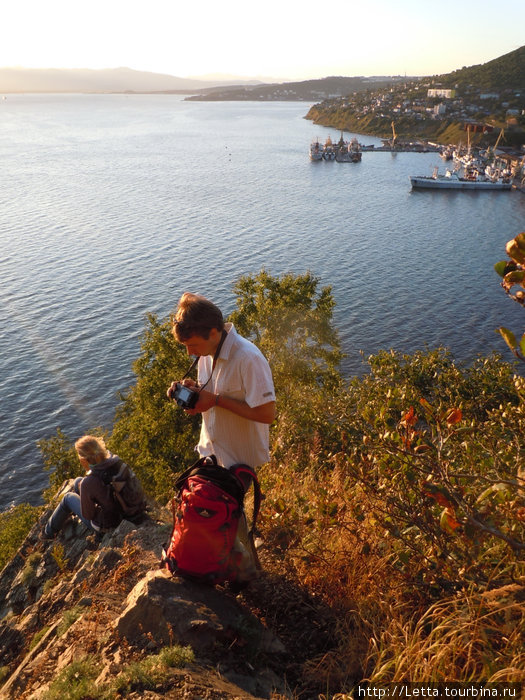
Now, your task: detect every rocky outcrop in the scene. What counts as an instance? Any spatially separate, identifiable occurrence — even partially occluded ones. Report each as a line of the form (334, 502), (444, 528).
(115, 570), (285, 656)
(0, 483), (288, 699)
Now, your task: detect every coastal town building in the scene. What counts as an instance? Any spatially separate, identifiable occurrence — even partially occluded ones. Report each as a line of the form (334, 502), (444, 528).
(427, 88), (456, 98)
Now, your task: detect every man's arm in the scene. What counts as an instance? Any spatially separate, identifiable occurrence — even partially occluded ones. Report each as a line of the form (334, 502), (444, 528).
(187, 388), (276, 424)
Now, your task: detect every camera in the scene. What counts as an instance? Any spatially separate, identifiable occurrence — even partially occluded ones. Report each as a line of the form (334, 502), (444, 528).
(169, 382), (200, 409)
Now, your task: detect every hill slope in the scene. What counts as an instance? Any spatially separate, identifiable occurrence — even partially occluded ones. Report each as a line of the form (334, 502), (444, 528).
(437, 45), (525, 90)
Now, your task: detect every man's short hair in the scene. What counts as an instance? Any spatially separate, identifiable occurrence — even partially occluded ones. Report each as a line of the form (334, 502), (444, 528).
(172, 292), (224, 342)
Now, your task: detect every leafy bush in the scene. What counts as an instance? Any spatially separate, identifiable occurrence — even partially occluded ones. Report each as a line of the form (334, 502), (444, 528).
(0, 502), (41, 571)
(109, 313), (201, 497)
(230, 269), (342, 393)
(344, 350), (524, 594)
(495, 231), (525, 360)
(39, 427), (84, 501)
(271, 347), (524, 596)
(230, 270), (343, 467)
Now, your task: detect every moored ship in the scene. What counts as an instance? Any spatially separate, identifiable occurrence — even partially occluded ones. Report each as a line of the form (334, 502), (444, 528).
(310, 133), (362, 162)
(336, 136), (362, 162)
(410, 167), (512, 191)
(309, 139), (324, 161)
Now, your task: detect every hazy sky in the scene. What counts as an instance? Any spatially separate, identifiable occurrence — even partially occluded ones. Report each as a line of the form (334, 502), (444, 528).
(3, 0), (524, 80)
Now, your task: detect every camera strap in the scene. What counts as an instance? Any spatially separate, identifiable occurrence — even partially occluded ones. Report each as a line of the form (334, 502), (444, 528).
(181, 329), (228, 391)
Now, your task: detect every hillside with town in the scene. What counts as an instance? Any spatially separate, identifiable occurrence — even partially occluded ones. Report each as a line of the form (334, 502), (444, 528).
(305, 45), (525, 150)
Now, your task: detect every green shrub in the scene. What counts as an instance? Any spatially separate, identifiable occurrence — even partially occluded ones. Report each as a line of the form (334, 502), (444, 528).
(230, 270), (343, 469)
(0, 503), (41, 572)
(342, 350), (524, 595)
(29, 626), (51, 651)
(57, 606), (84, 637)
(109, 313), (201, 498)
(39, 427), (97, 502)
(110, 645), (194, 694)
(275, 347), (525, 598)
(21, 552), (42, 586)
(43, 657), (101, 699)
(158, 644), (195, 668)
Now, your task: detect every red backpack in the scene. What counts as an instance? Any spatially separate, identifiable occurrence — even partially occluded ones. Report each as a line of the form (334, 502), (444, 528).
(162, 455), (262, 586)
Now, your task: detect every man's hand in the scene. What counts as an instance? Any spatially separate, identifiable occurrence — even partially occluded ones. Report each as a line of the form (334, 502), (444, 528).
(166, 378), (198, 400)
(184, 388), (216, 415)
(168, 380), (275, 424)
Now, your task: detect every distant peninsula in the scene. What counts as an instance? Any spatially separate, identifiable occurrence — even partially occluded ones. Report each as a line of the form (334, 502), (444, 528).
(184, 76), (411, 102)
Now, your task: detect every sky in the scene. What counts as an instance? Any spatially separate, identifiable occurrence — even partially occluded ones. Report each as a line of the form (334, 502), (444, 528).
(2, 0), (524, 81)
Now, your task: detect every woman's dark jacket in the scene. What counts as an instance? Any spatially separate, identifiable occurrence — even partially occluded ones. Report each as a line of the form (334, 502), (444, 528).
(79, 454), (123, 529)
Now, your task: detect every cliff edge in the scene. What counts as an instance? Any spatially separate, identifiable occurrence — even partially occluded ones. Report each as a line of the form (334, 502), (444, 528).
(0, 481), (294, 699)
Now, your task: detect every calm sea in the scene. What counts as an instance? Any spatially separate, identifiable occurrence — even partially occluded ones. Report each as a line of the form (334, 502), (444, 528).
(0, 93), (523, 510)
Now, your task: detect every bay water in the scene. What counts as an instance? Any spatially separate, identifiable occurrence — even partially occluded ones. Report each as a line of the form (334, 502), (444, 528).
(1, 93), (523, 510)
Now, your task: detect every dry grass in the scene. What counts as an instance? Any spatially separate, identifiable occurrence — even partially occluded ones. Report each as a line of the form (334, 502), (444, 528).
(364, 588), (525, 683)
(258, 456), (525, 693)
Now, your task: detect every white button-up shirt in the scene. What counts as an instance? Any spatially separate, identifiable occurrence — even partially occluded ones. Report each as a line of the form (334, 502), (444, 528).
(197, 323), (275, 468)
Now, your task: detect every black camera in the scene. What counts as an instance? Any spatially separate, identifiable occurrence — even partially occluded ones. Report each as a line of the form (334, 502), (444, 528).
(169, 382), (199, 409)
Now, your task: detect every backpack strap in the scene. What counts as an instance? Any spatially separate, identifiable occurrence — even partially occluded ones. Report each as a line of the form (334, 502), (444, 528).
(229, 464), (262, 537)
(98, 458), (124, 485)
(174, 455), (218, 492)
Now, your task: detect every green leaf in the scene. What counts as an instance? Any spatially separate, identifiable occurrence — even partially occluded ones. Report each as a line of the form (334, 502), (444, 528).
(476, 485), (495, 503)
(497, 327), (517, 350)
(397, 550), (411, 565)
(520, 334), (525, 357)
(494, 260), (508, 277)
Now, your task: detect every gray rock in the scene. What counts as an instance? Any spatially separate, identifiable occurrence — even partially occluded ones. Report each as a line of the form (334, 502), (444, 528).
(115, 570), (285, 655)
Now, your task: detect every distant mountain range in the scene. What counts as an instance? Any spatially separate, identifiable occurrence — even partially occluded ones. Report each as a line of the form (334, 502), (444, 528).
(0, 67), (263, 93)
(0, 66), (409, 99)
(1, 46), (523, 97)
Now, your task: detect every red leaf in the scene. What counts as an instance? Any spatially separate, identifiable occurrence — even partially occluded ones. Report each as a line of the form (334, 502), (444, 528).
(446, 408), (462, 425)
(401, 406), (417, 427)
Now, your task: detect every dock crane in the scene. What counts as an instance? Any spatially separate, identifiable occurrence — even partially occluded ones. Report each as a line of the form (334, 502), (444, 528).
(485, 128), (505, 162)
(494, 127), (505, 150)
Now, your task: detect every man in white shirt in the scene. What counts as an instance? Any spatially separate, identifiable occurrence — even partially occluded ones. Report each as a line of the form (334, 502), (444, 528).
(167, 292), (276, 469)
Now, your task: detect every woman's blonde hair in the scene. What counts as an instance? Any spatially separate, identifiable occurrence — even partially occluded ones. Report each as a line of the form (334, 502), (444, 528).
(75, 435), (109, 465)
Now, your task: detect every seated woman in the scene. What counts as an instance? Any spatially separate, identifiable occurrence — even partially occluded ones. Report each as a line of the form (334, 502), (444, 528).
(43, 435), (123, 538)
